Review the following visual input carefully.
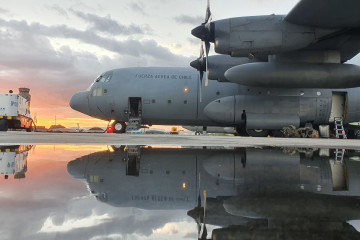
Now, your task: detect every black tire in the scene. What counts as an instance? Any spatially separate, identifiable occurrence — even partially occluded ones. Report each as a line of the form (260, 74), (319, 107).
(346, 129), (357, 139)
(236, 127), (248, 136)
(246, 129), (270, 137)
(271, 130), (284, 137)
(112, 121), (126, 133)
(0, 119), (8, 131)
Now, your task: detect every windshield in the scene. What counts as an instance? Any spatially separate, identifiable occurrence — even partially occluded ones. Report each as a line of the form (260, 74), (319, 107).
(95, 71), (113, 83)
(86, 71), (113, 91)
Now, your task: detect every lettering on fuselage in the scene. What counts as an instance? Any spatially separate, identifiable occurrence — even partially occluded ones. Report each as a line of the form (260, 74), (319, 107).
(131, 195), (189, 202)
(135, 74), (192, 80)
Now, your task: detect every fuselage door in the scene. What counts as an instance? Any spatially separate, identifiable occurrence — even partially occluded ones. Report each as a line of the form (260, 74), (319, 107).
(329, 92), (347, 122)
(128, 97), (142, 118)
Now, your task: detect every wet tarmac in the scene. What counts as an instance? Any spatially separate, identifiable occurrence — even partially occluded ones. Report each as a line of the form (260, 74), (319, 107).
(1, 130), (360, 239)
(0, 131), (360, 149)
(1, 144), (360, 240)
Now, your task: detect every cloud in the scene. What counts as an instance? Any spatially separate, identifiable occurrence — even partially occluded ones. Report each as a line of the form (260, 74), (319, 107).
(174, 14), (203, 25)
(45, 4), (69, 19)
(188, 37), (200, 46)
(127, 2), (148, 16)
(183, 231), (198, 238)
(0, 18), (189, 64)
(69, 9), (150, 35)
(0, 7), (9, 14)
(153, 222), (180, 235)
(38, 211), (112, 233)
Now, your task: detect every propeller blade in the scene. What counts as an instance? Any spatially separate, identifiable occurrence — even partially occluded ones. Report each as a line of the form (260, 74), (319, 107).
(199, 43), (205, 102)
(205, 0), (211, 24)
(205, 41), (210, 87)
(199, 73), (203, 102)
(201, 224), (208, 240)
(197, 172), (201, 207)
(197, 220), (201, 239)
(201, 190), (208, 240)
(203, 190), (207, 219)
(200, 41), (205, 59)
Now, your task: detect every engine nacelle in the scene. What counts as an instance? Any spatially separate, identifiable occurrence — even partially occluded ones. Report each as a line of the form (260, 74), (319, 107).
(213, 15), (335, 57)
(207, 55), (252, 82)
(225, 62), (360, 88)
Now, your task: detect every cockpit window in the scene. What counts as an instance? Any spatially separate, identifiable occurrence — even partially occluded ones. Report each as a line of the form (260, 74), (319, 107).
(96, 71), (113, 83)
(86, 82), (95, 91)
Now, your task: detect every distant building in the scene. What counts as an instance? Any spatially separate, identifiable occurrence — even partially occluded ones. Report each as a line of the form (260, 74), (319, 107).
(35, 126), (47, 132)
(49, 125), (66, 130)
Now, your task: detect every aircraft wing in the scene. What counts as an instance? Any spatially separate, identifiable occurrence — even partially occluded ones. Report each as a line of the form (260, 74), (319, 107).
(285, 0), (360, 62)
(285, 0), (360, 29)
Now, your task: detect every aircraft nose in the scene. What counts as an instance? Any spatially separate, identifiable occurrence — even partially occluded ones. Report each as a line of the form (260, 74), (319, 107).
(69, 91), (90, 115)
(67, 160), (86, 179)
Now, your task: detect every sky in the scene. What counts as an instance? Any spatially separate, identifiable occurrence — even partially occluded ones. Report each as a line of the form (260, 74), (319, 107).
(0, 0), (359, 128)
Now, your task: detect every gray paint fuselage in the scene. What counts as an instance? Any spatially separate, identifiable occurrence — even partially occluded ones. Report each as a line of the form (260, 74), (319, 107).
(72, 67), (360, 126)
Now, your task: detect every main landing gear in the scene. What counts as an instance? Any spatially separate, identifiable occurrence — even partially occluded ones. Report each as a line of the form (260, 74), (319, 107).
(246, 129), (270, 137)
(109, 121), (126, 133)
(236, 127), (270, 137)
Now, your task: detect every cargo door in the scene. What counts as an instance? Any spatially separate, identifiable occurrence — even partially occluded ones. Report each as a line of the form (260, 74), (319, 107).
(329, 92), (347, 122)
(128, 97), (142, 118)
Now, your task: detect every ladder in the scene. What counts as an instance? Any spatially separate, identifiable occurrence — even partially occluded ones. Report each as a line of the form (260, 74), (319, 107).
(127, 145), (141, 156)
(334, 149), (345, 164)
(334, 117), (347, 139)
(127, 117), (141, 131)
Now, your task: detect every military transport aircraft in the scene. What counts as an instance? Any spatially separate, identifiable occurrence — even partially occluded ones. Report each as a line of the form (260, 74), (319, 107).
(70, 0), (360, 137)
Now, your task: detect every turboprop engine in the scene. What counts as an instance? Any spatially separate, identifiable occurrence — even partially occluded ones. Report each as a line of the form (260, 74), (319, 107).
(190, 55), (253, 82)
(192, 15), (336, 57)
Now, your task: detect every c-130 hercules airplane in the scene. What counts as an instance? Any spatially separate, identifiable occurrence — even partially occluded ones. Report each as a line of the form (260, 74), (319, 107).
(70, 0), (360, 137)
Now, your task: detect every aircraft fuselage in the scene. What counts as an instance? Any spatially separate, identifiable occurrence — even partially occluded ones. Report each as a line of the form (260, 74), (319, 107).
(70, 67), (360, 130)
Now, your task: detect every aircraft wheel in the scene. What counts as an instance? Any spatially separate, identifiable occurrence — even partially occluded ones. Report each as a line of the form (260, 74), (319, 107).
(346, 129), (357, 139)
(246, 129), (270, 137)
(0, 119), (8, 131)
(112, 121), (126, 133)
(271, 130), (284, 137)
(110, 145), (125, 151)
(195, 131), (201, 135)
(236, 127), (248, 136)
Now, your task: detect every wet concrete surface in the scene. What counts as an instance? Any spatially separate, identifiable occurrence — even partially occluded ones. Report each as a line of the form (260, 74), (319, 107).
(0, 131), (359, 149)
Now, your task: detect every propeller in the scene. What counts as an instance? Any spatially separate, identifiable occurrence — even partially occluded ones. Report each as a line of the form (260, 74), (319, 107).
(191, 0), (214, 101)
(187, 172), (208, 240)
(190, 43), (206, 102)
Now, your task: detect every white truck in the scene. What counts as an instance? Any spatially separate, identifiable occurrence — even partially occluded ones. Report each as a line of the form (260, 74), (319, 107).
(0, 88), (33, 132)
(0, 145), (31, 179)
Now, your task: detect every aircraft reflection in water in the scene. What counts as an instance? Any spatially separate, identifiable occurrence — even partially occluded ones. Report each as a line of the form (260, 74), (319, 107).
(0, 145), (32, 180)
(67, 146), (360, 239)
